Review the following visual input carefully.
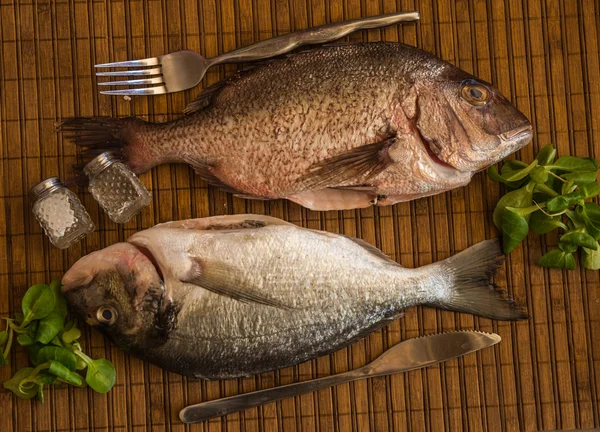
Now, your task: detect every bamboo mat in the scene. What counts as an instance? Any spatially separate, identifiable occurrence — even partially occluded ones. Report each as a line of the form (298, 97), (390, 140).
(0, 0), (599, 431)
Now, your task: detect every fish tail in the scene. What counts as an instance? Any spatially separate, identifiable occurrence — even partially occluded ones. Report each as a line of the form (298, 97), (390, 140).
(429, 238), (528, 320)
(57, 116), (157, 179)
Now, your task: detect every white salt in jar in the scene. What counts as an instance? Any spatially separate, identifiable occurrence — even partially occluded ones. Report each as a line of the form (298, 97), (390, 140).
(84, 152), (152, 224)
(29, 177), (95, 249)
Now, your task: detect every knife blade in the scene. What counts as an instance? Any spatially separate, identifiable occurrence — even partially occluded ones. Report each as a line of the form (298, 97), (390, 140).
(179, 330), (500, 423)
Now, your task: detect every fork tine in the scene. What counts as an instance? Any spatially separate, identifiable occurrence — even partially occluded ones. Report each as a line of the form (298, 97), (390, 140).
(96, 67), (162, 77)
(97, 77), (165, 86)
(100, 86), (167, 96)
(95, 58), (160, 68)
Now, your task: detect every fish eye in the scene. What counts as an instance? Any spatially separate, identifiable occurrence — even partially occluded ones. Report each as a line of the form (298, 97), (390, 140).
(96, 306), (118, 326)
(461, 81), (490, 106)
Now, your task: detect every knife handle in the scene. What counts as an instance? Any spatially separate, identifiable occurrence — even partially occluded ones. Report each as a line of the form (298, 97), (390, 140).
(209, 11), (420, 65)
(179, 370), (365, 423)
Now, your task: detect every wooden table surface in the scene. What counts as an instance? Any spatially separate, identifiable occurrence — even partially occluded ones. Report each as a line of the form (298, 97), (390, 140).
(1, 0), (599, 431)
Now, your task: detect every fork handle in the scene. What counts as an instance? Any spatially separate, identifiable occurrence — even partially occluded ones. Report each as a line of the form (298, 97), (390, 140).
(179, 370), (366, 423)
(209, 11), (419, 65)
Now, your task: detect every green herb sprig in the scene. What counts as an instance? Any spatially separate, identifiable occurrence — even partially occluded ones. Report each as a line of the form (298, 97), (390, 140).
(0, 281), (116, 401)
(488, 144), (600, 270)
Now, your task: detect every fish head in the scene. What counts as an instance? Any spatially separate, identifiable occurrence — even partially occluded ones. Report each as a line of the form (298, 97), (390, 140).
(413, 75), (533, 173)
(61, 243), (165, 346)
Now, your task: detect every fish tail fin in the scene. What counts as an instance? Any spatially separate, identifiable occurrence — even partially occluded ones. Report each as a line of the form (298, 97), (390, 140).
(428, 238), (528, 320)
(57, 117), (156, 179)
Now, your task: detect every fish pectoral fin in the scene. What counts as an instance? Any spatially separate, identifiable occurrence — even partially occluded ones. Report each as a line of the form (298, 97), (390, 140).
(154, 214), (296, 231)
(299, 137), (397, 190)
(183, 258), (293, 309)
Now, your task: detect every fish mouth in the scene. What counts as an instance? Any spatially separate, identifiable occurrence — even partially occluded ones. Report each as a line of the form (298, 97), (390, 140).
(499, 123), (533, 143)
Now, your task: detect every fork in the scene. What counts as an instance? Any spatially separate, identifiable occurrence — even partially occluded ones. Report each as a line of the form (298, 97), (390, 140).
(95, 11), (419, 96)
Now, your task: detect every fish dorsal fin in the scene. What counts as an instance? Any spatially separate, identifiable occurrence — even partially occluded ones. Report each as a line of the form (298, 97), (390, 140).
(154, 214), (296, 231)
(342, 235), (398, 263)
(183, 81), (227, 115)
(183, 258), (293, 309)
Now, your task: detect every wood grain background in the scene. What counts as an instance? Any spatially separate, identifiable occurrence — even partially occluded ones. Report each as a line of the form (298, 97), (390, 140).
(0, 0), (599, 431)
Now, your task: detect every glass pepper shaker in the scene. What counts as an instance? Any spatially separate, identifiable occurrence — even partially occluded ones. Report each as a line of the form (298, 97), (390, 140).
(29, 177), (95, 249)
(84, 152), (152, 223)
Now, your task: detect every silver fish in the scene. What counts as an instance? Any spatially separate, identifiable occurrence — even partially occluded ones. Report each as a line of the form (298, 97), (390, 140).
(62, 215), (526, 379)
(60, 43), (533, 210)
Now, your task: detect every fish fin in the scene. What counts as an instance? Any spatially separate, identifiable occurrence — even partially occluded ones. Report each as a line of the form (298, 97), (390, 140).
(428, 238), (528, 320)
(183, 81), (226, 115)
(335, 312), (404, 349)
(299, 137), (397, 190)
(340, 235), (398, 263)
(191, 164), (241, 194)
(233, 194), (273, 201)
(184, 258), (293, 309)
(154, 214), (296, 231)
(57, 116), (154, 177)
(286, 188), (377, 211)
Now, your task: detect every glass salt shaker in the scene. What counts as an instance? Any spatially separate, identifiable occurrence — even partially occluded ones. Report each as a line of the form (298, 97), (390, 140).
(29, 177), (95, 249)
(84, 152), (152, 223)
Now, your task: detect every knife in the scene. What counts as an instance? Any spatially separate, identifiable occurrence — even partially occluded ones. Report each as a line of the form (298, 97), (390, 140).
(179, 330), (500, 423)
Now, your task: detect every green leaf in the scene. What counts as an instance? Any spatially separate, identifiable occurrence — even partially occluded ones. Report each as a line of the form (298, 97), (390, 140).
(35, 371), (57, 385)
(493, 183), (535, 229)
(61, 327), (81, 344)
(14, 313), (24, 325)
(578, 204), (600, 240)
(539, 249), (577, 270)
(501, 160), (529, 174)
(85, 359), (116, 393)
(63, 319), (76, 333)
(502, 208), (530, 254)
(37, 346), (77, 371)
(0, 355), (7, 367)
(49, 280), (68, 319)
(488, 165), (505, 182)
(566, 210), (586, 229)
(559, 230), (598, 250)
(21, 284), (56, 325)
(37, 385), (44, 404)
(562, 171), (598, 184)
(581, 246), (600, 270)
(530, 166), (549, 184)
(76, 357), (87, 371)
(501, 159), (539, 182)
(487, 165), (527, 189)
(3, 368), (39, 399)
(536, 144), (557, 165)
(0, 331), (8, 346)
(581, 182), (600, 199)
(549, 156), (599, 172)
(26, 343), (44, 366)
(36, 312), (65, 345)
(546, 190), (584, 213)
(584, 202), (600, 225)
(17, 334), (35, 347)
(530, 211), (568, 234)
(48, 361), (83, 386)
(561, 180), (576, 196)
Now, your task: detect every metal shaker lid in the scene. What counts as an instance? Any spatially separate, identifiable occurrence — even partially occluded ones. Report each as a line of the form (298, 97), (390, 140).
(28, 177), (64, 202)
(83, 152), (120, 178)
